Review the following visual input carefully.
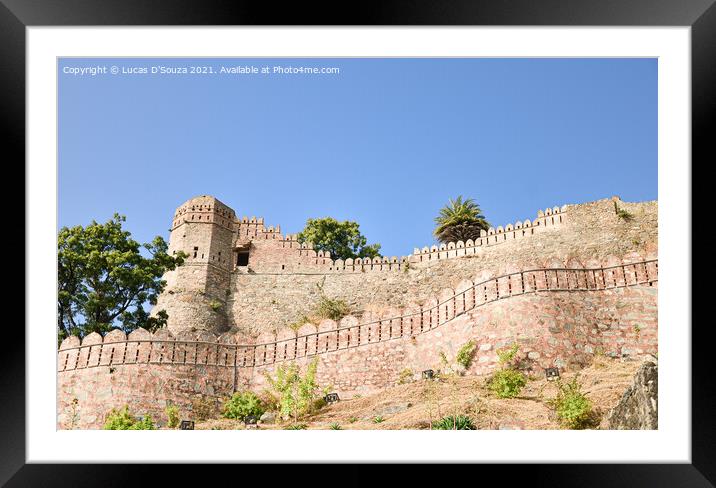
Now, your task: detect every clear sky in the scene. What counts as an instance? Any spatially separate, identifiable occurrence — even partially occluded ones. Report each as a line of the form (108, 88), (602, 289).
(58, 57), (657, 257)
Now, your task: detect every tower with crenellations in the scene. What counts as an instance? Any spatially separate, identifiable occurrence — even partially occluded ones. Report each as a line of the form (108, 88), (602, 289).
(60, 194), (659, 428)
(154, 195), (236, 334)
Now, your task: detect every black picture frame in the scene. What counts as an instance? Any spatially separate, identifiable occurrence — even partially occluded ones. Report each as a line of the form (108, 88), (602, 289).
(6, 0), (707, 484)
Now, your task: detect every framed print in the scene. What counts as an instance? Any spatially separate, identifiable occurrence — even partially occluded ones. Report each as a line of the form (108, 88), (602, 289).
(6, 0), (710, 484)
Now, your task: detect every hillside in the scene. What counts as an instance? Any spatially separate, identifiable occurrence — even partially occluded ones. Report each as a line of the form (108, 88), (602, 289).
(196, 356), (651, 430)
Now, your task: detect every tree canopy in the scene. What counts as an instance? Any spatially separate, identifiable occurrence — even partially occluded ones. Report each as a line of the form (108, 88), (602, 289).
(296, 217), (381, 261)
(57, 214), (185, 341)
(433, 196), (490, 244)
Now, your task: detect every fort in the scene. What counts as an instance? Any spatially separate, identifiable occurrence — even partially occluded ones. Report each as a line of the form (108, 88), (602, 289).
(57, 195), (658, 429)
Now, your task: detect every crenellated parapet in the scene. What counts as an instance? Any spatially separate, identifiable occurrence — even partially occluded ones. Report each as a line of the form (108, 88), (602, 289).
(229, 204), (569, 273)
(412, 205), (567, 263)
(65, 251), (657, 373)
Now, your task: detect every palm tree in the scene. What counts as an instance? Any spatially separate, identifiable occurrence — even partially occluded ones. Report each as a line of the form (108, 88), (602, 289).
(433, 196), (490, 244)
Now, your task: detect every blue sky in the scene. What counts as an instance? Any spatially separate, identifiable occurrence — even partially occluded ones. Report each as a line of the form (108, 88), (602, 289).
(58, 57), (657, 257)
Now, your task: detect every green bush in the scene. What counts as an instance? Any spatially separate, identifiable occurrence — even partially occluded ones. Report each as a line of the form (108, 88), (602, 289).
(456, 340), (477, 369)
(614, 201), (634, 221)
(496, 344), (520, 365)
(550, 377), (593, 429)
(488, 368), (527, 399)
(285, 423), (308, 430)
(373, 416), (385, 424)
(329, 422), (342, 430)
(222, 391), (265, 421)
(431, 415), (476, 430)
(165, 404), (180, 429)
(264, 358), (324, 422)
(314, 295), (350, 321)
(103, 405), (155, 430)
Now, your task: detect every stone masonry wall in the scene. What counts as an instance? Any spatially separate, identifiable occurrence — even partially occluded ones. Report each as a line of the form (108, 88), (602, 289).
(58, 255), (657, 429)
(226, 199), (657, 335)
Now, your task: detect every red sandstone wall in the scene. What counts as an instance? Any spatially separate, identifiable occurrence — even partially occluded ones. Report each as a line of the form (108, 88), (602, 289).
(58, 255), (657, 429)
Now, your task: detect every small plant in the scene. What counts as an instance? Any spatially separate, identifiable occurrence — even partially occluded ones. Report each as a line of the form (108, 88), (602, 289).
(264, 358), (324, 423)
(431, 414), (476, 430)
(209, 299), (223, 312)
(373, 416), (385, 424)
(165, 404), (180, 429)
(614, 201), (634, 221)
(488, 344), (526, 398)
(633, 324), (642, 336)
(286, 423), (308, 430)
(191, 396), (217, 421)
(488, 368), (527, 399)
(223, 391), (265, 421)
(288, 280), (352, 329)
(329, 422), (342, 430)
(549, 377), (594, 429)
(103, 405), (155, 430)
(398, 368), (414, 385)
(403, 261), (411, 273)
(348, 416), (358, 423)
(67, 398), (80, 429)
(456, 340), (477, 369)
(496, 343), (520, 366)
(314, 295), (350, 321)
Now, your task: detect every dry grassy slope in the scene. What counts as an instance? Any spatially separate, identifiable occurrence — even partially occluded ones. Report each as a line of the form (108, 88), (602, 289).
(196, 357), (649, 430)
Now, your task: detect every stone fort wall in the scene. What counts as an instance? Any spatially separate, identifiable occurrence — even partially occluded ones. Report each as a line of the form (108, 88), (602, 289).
(153, 196), (657, 336)
(58, 252), (658, 429)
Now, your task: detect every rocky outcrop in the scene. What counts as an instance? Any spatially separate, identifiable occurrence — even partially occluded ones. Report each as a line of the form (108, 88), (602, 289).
(604, 361), (658, 429)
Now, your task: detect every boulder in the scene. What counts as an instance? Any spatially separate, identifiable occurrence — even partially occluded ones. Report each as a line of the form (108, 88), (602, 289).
(372, 401), (412, 418)
(259, 411), (277, 424)
(604, 361), (658, 429)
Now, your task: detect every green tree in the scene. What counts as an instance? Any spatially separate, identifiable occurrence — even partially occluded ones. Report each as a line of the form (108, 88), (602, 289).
(296, 217), (381, 261)
(433, 196), (490, 244)
(57, 213), (185, 342)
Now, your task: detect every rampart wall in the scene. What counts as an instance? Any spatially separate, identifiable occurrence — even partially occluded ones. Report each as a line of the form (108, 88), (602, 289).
(59, 253), (658, 429)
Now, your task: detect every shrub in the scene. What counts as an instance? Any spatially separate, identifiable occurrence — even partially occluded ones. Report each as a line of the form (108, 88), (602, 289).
(165, 404), (180, 429)
(614, 201), (634, 221)
(398, 368), (414, 385)
(209, 299), (223, 312)
(373, 416), (385, 424)
(496, 343), (519, 366)
(487, 343), (526, 398)
(264, 358), (324, 422)
(223, 391), (265, 421)
(314, 295), (350, 321)
(191, 396), (217, 421)
(289, 281), (351, 328)
(488, 368), (527, 399)
(103, 405), (155, 430)
(329, 422), (342, 430)
(348, 416), (358, 423)
(456, 340), (477, 369)
(550, 377), (594, 429)
(286, 423), (308, 430)
(431, 415), (476, 430)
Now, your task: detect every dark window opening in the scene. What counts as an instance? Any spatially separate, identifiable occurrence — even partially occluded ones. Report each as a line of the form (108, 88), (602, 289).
(193, 247), (198, 258)
(236, 251), (250, 267)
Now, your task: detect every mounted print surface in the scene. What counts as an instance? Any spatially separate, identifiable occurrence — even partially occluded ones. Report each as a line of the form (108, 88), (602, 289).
(56, 57), (658, 431)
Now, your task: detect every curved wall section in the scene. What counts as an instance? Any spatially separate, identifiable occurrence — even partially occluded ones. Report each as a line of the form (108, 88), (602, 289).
(58, 257), (657, 429)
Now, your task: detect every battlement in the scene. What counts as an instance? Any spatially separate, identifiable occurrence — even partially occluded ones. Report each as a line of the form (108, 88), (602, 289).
(171, 195), (236, 232)
(226, 203), (568, 273)
(63, 252), (658, 373)
(58, 251), (658, 428)
(60, 196), (658, 428)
